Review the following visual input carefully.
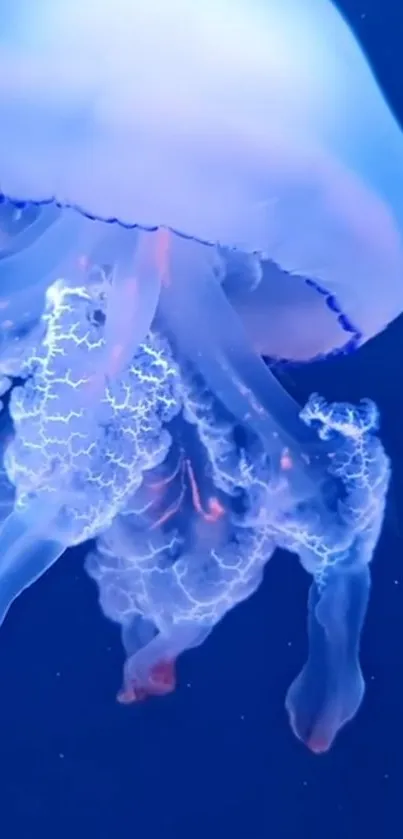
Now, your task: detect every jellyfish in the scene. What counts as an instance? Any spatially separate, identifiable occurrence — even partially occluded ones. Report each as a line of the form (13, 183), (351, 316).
(0, 0), (396, 752)
(0, 216), (390, 753)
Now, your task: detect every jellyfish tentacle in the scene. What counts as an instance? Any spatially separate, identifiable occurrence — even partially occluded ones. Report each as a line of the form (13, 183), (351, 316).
(0, 201), (61, 257)
(0, 497), (67, 626)
(281, 396), (390, 752)
(118, 621), (208, 703)
(157, 231), (307, 444)
(155, 227), (329, 516)
(0, 208), (83, 308)
(102, 228), (162, 375)
(0, 205), (107, 350)
(285, 563), (370, 754)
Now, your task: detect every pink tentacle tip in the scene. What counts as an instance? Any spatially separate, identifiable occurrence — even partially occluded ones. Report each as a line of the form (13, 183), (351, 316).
(117, 659), (177, 704)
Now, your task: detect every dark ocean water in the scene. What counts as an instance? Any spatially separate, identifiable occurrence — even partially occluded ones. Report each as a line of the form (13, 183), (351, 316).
(1, 3), (403, 837)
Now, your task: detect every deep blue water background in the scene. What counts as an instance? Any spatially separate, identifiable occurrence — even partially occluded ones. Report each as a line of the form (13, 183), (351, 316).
(1, 2), (403, 837)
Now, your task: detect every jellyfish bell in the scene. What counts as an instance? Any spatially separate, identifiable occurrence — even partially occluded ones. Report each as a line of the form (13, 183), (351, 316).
(0, 0), (403, 364)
